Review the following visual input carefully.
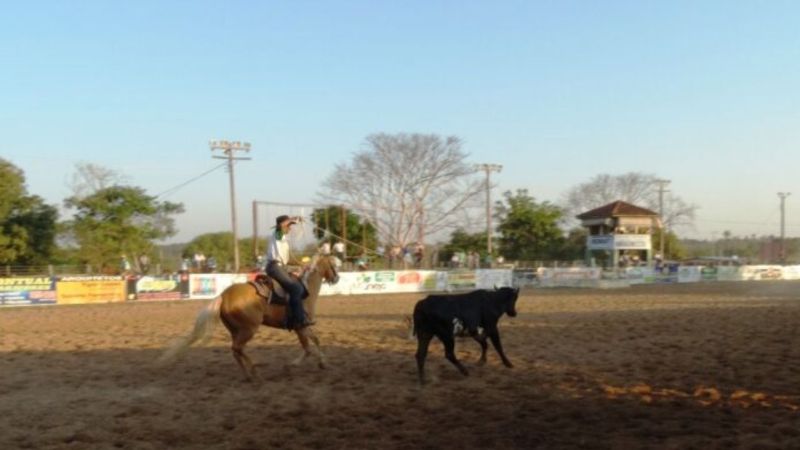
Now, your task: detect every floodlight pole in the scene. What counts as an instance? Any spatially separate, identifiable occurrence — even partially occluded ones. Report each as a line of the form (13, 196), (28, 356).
(778, 192), (791, 264)
(654, 179), (671, 260)
(475, 163), (503, 257)
(210, 140), (251, 272)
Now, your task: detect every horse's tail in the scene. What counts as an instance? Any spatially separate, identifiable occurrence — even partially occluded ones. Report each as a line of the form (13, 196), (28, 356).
(158, 295), (223, 364)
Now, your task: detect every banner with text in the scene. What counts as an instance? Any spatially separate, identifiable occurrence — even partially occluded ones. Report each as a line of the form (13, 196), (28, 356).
(189, 273), (248, 299)
(56, 276), (126, 304)
(0, 276), (57, 306)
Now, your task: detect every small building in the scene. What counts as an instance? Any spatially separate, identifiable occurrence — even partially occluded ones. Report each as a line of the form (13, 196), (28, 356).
(576, 201), (661, 268)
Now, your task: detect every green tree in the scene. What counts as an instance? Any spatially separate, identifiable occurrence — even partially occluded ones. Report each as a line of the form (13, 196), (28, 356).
(495, 189), (565, 261)
(440, 228), (486, 261)
(311, 205), (377, 257)
(557, 227), (588, 260)
(0, 159), (59, 264)
(651, 231), (686, 260)
(182, 232), (266, 271)
(64, 185), (183, 273)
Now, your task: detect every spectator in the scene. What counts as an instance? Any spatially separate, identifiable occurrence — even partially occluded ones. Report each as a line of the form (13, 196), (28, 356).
(138, 254), (150, 274)
(207, 255), (217, 272)
(320, 241), (331, 256)
(413, 243), (424, 268)
(333, 240), (346, 261)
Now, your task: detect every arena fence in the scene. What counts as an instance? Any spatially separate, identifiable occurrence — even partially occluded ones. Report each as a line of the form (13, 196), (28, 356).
(2, 265), (799, 307)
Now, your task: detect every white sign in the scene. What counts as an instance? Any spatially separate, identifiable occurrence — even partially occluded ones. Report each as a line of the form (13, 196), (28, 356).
(587, 234), (651, 250)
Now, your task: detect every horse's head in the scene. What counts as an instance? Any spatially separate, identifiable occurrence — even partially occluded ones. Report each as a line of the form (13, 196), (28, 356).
(495, 286), (520, 317)
(309, 254), (340, 285)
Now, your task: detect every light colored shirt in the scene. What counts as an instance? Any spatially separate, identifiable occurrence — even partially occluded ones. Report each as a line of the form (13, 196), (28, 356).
(266, 231), (291, 265)
(333, 242), (345, 253)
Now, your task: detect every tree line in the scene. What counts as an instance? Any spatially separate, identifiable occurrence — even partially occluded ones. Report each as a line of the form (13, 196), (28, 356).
(10, 132), (761, 274)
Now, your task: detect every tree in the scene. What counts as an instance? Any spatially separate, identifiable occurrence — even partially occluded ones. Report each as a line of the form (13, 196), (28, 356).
(0, 159), (59, 265)
(68, 162), (128, 200)
(440, 228), (486, 261)
(64, 186), (183, 273)
(320, 133), (483, 248)
(495, 189), (565, 261)
(651, 230), (686, 260)
(563, 172), (697, 229)
(557, 227), (588, 261)
(311, 205), (377, 257)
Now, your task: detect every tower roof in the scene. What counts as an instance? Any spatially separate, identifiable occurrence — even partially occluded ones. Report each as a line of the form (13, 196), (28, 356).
(576, 200), (659, 220)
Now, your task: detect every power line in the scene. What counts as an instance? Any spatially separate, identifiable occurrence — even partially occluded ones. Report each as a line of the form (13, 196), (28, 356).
(155, 162), (228, 198)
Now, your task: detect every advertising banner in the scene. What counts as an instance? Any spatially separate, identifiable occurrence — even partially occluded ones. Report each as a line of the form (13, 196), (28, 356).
(587, 235), (651, 250)
(189, 273), (248, 299)
(678, 266), (702, 283)
(134, 275), (185, 301)
(447, 270), (477, 290)
(475, 269), (513, 289)
(539, 268), (602, 281)
(716, 266), (742, 281)
(56, 276), (126, 304)
(623, 267), (655, 284)
(512, 269), (538, 288)
(740, 265), (783, 281)
(781, 265), (800, 280)
(700, 266), (718, 281)
(0, 276), (57, 306)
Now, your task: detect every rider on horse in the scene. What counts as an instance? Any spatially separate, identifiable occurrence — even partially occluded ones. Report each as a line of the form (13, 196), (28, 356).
(265, 215), (313, 329)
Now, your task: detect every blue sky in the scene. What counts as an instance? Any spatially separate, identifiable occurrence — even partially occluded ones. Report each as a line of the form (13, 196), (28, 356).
(2, 1), (799, 243)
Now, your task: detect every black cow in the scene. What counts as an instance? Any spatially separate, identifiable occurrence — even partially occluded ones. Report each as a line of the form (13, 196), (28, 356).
(412, 287), (519, 384)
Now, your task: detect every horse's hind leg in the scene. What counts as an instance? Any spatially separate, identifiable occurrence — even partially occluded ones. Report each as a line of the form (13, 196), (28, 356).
(231, 327), (258, 381)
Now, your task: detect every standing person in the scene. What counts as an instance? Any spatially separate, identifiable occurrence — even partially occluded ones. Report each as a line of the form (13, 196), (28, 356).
(320, 241), (331, 256)
(414, 243), (424, 268)
(265, 215), (311, 329)
(333, 240), (345, 261)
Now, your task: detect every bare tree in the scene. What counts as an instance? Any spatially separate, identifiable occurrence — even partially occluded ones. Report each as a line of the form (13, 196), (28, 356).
(563, 172), (697, 229)
(67, 162), (128, 200)
(320, 133), (484, 247)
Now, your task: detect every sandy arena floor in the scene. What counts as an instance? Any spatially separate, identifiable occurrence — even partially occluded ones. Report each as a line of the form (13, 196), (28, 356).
(1, 281), (798, 449)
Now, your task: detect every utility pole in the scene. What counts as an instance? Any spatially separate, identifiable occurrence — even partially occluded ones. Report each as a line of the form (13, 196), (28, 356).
(778, 192), (791, 264)
(654, 179), (671, 261)
(252, 200), (258, 261)
(475, 163), (503, 256)
(210, 140), (251, 272)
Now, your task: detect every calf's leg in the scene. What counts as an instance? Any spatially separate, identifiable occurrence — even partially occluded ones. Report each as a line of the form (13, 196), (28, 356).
(471, 332), (488, 365)
(440, 334), (469, 376)
(415, 331), (434, 384)
(488, 330), (513, 368)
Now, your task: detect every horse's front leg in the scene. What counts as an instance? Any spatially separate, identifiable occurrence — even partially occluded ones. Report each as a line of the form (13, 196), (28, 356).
(291, 328), (313, 366)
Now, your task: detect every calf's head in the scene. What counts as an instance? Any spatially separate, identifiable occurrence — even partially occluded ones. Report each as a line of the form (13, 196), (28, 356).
(495, 286), (520, 317)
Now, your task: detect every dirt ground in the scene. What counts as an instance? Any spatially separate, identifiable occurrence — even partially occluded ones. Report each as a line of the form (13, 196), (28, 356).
(1, 281), (798, 450)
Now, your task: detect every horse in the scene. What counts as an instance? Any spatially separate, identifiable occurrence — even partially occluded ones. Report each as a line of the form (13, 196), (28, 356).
(159, 254), (340, 381)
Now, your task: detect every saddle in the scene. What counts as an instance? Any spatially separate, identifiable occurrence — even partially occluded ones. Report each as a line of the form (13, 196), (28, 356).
(249, 273), (309, 306)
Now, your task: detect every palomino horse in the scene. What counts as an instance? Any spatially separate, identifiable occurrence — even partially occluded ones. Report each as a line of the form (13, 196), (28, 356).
(160, 255), (340, 381)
